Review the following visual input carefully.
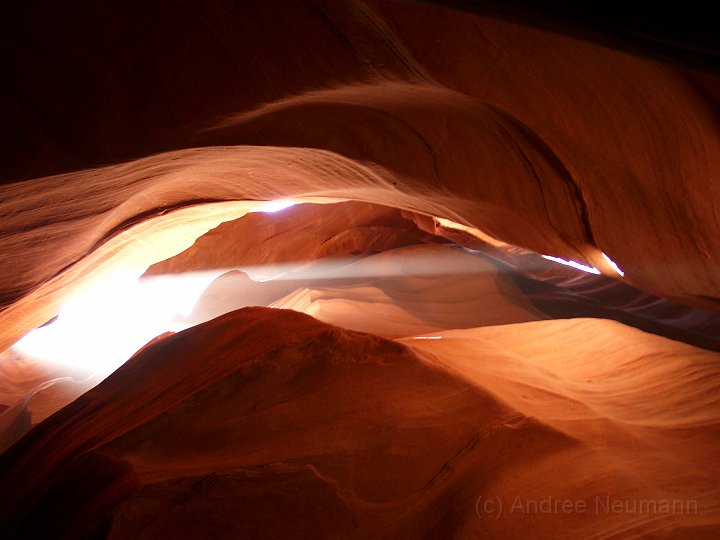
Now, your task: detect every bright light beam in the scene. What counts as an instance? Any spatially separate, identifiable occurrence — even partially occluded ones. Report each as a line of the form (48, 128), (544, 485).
(12, 245), (609, 375)
(541, 255), (600, 274)
(602, 252), (625, 277)
(8, 248), (493, 372)
(257, 199), (296, 213)
(11, 270), (225, 373)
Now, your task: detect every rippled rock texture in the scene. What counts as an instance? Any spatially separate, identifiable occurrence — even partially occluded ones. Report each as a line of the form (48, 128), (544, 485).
(1, 1), (720, 538)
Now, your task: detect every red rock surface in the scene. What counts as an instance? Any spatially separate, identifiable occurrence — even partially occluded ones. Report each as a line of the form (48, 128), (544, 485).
(1, 309), (719, 538)
(1, 1), (720, 538)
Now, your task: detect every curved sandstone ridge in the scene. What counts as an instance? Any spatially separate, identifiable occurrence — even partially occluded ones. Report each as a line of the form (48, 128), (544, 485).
(2, 1), (720, 348)
(5, 235), (717, 453)
(2, 1), (720, 538)
(0, 238), (542, 449)
(0, 308), (718, 539)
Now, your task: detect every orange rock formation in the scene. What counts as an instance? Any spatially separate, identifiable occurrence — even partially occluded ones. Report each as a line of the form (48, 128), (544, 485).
(1, 1), (719, 538)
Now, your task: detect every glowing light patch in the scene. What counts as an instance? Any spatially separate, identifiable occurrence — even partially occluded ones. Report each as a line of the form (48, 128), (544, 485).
(257, 199), (296, 213)
(434, 217), (507, 247)
(602, 252), (625, 277)
(410, 336), (443, 340)
(541, 255), (600, 274)
(11, 270), (225, 373)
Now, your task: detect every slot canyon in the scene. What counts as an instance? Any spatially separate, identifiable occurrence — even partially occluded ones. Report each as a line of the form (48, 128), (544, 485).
(2, 1), (720, 538)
